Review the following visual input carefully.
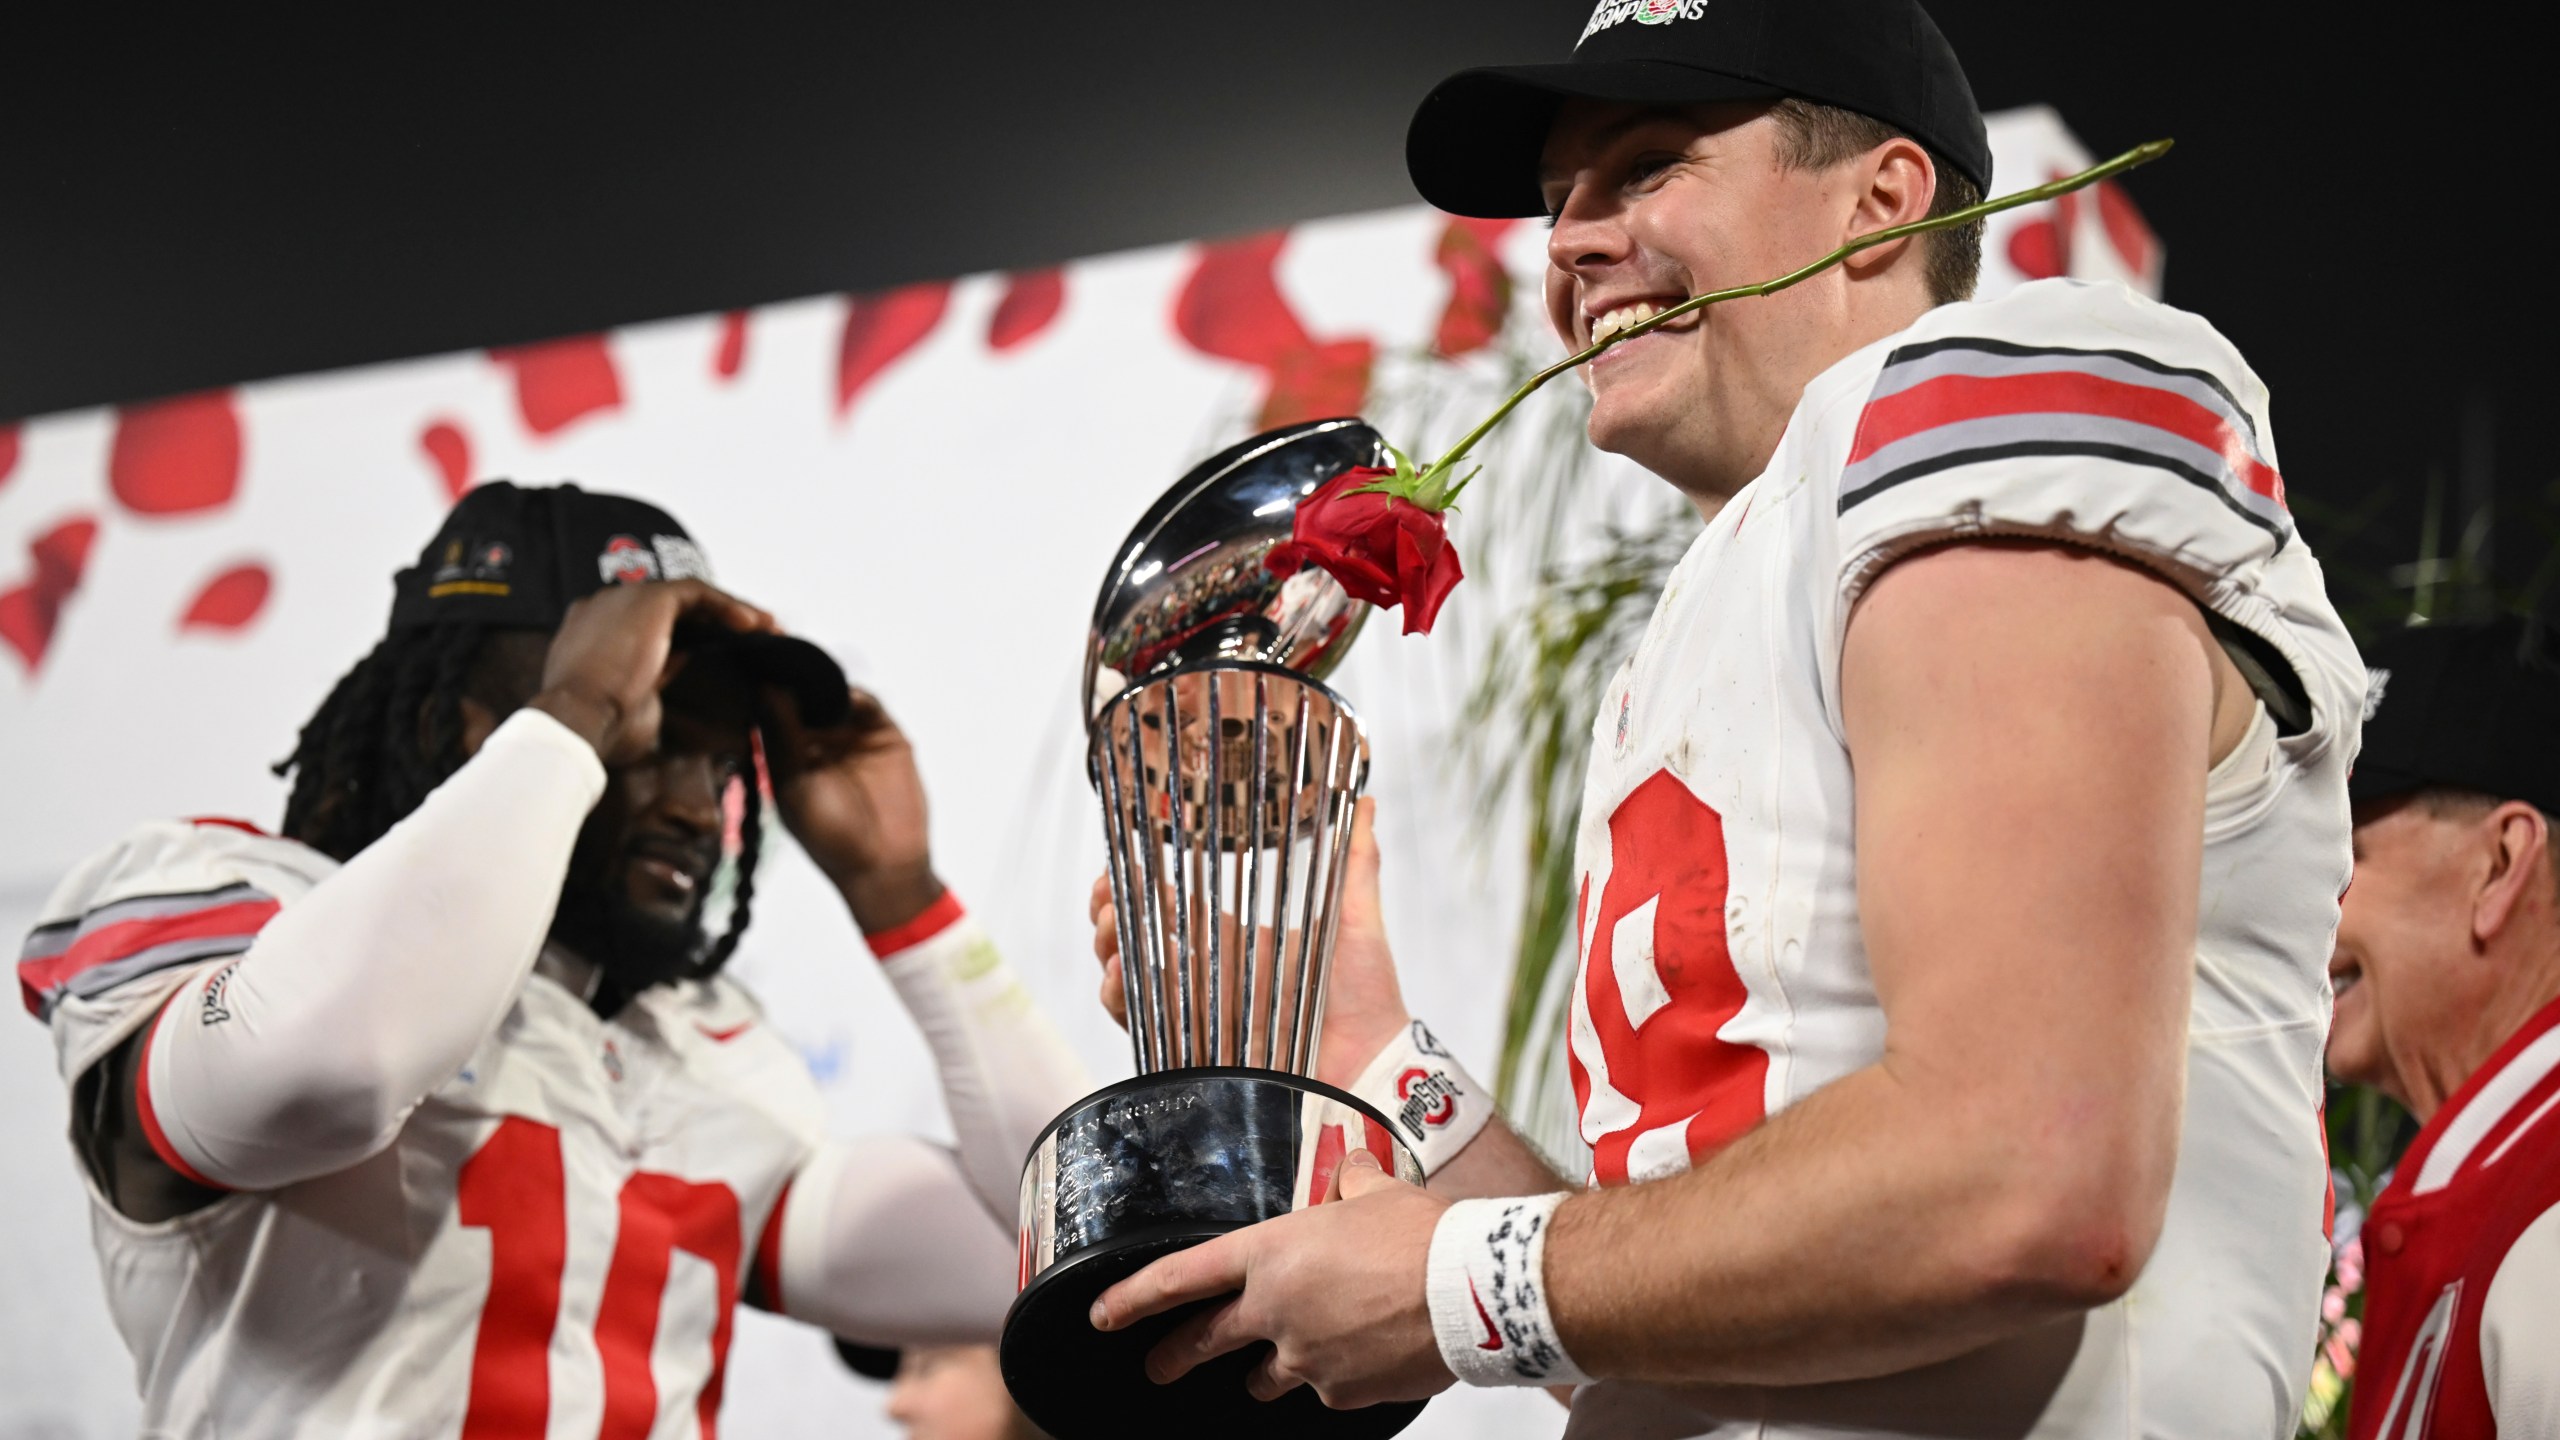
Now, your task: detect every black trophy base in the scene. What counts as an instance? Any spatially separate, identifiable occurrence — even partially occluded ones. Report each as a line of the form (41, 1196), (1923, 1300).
(1000, 1224), (1427, 1440)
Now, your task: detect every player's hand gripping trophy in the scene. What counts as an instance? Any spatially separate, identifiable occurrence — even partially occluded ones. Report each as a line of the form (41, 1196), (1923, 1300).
(999, 420), (1429, 1440)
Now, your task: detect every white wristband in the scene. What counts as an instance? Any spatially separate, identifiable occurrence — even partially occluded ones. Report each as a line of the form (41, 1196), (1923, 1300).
(1426, 1193), (1593, 1389)
(1348, 1019), (1493, 1176)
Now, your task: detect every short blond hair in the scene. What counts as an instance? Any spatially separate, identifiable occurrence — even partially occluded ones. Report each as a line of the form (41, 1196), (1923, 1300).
(1766, 98), (1983, 304)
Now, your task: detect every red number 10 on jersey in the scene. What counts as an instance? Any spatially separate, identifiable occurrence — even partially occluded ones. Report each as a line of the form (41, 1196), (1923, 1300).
(457, 1116), (745, 1440)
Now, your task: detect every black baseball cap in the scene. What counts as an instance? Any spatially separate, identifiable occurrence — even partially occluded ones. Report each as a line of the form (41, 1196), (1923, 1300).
(388, 480), (852, 727)
(2352, 616), (2560, 817)
(833, 1339), (901, 1382)
(1408, 0), (1991, 219)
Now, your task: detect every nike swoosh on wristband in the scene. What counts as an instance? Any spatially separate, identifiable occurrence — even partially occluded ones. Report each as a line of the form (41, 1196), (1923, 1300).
(1468, 1277), (1503, 1351)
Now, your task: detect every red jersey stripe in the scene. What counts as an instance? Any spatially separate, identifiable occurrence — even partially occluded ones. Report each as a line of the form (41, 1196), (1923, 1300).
(1849, 369), (2285, 507)
(864, 891), (966, 960)
(134, 988), (231, 1191)
(17, 897), (281, 1004)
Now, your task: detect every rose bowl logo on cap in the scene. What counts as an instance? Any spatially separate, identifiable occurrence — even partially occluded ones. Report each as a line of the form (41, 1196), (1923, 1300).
(1580, 0), (1709, 46)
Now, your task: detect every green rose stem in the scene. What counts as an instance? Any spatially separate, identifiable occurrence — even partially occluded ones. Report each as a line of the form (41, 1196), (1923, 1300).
(1362, 138), (2177, 511)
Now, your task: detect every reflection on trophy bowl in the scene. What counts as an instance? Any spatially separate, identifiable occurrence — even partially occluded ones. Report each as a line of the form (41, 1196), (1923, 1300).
(998, 1070), (1425, 1440)
(1003, 419), (1427, 1438)
(1083, 416), (1385, 725)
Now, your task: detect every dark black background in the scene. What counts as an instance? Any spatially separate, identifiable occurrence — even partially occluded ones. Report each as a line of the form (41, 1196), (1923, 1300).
(4, 5), (2543, 603)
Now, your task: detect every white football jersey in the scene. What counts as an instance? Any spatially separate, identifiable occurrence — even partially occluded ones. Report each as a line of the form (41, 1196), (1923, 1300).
(1560, 279), (2362, 1438)
(25, 817), (827, 1439)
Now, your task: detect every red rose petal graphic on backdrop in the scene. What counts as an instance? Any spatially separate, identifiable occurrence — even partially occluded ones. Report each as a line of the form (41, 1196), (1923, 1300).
(2005, 219), (2066, 280)
(490, 335), (623, 436)
(837, 282), (953, 419)
(988, 269), (1066, 351)
(2095, 180), (2158, 279)
(420, 420), (473, 499)
(0, 516), (101, 674)
(1261, 338), (1376, 431)
(1432, 217), (1517, 358)
(2004, 181), (2079, 281)
(110, 391), (242, 516)
(1176, 232), (1309, 367)
(179, 562), (271, 632)
(714, 311), (751, 380)
(0, 424), (19, 492)
(1176, 231), (1375, 428)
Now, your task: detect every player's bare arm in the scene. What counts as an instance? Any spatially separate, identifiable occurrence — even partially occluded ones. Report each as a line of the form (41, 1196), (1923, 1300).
(1086, 544), (2257, 1403)
(1534, 541), (2255, 1384)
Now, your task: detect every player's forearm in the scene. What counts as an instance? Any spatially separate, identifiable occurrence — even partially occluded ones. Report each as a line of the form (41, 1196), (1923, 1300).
(771, 1136), (1021, 1346)
(1542, 1058), (2165, 1387)
(873, 899), (1093, 1224)
(1429, 1115), (1572, 1200)
(146, 710), (603, 1187)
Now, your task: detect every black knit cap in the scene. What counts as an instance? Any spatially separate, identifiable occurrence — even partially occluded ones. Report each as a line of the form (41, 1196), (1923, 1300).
(1408, 0), (1990, 219)
(2352, 616), (2560, 817)
(389, 480), (851, 726)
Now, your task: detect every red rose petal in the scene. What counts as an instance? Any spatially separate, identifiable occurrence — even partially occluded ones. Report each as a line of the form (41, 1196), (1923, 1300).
(0, 424), (19, 491)
(0, 515), (101, 674)
(490, 334), (623, 436)
(714, 310), (751, 380)
(179, 562), (271, 632)
(110, 391), (242, 516)
(988, 269), (1066, 351)
(838, 282), (952, 419)
(2095, 180), (2158, 279)
(1432, 217), (1517, 358)
(420, 420), (473, 500)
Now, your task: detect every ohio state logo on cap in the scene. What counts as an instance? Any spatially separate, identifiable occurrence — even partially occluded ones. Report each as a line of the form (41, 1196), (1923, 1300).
(597, 533), (714, 587)
(599, 535), (660, 585)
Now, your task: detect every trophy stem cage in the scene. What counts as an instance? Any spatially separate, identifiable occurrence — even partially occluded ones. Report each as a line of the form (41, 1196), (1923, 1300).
(1090, 659), (1370, 1077)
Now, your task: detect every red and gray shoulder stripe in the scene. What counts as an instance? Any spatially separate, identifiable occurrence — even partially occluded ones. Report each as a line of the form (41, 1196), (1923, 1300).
(18, 882), (281, 1022)
(1842, 337), (2290, 544)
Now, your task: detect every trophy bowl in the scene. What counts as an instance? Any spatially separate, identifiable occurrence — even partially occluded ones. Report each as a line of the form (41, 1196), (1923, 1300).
(1000, 418), (1429, 1440)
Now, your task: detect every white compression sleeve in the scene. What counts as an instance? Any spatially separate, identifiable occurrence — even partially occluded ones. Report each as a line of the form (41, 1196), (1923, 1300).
(769, 1136), (1021, 1346)
(871, 897), (1093, 1225)
(142, 709), (603, 1190)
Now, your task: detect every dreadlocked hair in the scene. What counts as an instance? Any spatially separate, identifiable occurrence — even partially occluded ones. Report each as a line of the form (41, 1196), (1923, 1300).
(699, 768), (764, 976)
(274, 623), (490, 862)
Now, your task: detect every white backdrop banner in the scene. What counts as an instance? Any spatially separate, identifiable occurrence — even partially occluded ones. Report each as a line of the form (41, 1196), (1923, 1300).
(0, 107), (2148, 1440)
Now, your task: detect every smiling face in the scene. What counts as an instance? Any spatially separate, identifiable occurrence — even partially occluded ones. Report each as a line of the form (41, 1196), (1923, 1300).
(1537, 100), (1938, 501)
(2328, 794), (2560, 1117)
(547, 654), (756, 998)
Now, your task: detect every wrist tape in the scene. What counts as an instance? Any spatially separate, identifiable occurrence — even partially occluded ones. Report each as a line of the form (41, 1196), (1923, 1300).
(1347, 1019), (1493, 1176)
(1426, 1192), (1593, 1389)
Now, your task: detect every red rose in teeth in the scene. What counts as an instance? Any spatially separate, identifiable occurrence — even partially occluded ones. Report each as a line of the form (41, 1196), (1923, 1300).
(1265, 466), (1464, 636)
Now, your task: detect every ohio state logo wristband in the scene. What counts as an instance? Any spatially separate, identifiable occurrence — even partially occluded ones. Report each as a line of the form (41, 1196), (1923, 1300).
(1426, 1193), (1593, 1389)
(1349, 1019), (1492, 1176)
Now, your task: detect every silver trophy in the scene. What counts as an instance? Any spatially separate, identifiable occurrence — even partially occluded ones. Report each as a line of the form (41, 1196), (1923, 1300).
(999, 419), (1428, 1440)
